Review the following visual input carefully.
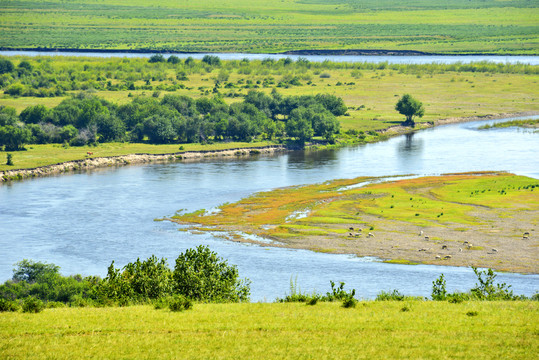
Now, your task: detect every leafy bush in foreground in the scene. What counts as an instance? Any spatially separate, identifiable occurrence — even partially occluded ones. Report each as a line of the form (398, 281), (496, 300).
(22, 296), (45, 313)
(173, 245), (251, 303)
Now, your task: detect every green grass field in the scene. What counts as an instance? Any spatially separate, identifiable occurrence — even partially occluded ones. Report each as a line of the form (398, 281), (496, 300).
(0, 301), (537, 359)
(0, 0), (537, 54)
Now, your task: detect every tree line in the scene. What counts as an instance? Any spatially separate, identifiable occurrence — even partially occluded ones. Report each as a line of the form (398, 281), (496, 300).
(0, 90), (345, 150)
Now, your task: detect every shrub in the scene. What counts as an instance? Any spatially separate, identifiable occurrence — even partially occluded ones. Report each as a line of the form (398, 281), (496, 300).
(306, 297), (318, 306)
(169, 295), (193, 312)
(470, 267), (515, 300)
(342, 296), (357, 308)
(6, 153), (13, 165)
(0, 298), (20, 312)
(173, 245), (250, 302)
(22, 296), (45, 313)
(376, 289), (405, 301)
(432, 274), (447, 300)
(148, 54), (165, 63)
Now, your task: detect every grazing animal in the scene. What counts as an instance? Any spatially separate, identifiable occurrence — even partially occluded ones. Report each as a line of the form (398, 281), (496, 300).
(524, 232), (530, 236)
(463, 241), (469, 245)
(349, 227), (354, 231)
(348, 232), (353, 237)
(424, 236), (429, 240)
(443, 255), (452, 260)
(86, 151), (93, 156)
(419, 230), (424, 236)
(523, 235), (529, 239)
(435, 255), (441, 260)
(418, 248), (427, 252)
(459, 248), (462, 252)
(467, 244), (473, 249)
(441, 245), (448, 250)
(367, 232), (374, 238)
(354, 233), (360, 237)
(492, 248), (498, 252)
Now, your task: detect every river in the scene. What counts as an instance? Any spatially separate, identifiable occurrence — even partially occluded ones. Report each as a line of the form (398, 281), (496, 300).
(1, 50), (538, 65)
(1, 116), (538, 300)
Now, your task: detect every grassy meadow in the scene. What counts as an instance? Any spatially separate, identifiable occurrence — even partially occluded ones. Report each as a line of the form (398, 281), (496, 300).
(1, 301), (537, 359)
(0, 0), (537, 54)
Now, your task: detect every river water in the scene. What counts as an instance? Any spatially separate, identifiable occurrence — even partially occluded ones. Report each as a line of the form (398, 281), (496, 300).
(1, 117), (538, 300)
(1, 50), (538, 65)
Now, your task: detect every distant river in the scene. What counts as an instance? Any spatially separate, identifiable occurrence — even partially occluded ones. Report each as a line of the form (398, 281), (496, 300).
(1, 50), (538, 65)
(1, 116), (538, 301)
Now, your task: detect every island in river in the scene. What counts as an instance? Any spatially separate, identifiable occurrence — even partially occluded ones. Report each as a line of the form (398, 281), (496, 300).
(171, 172), (539, 274)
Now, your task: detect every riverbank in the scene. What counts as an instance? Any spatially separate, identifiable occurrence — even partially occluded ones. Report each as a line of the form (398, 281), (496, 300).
(0, 145), (285, 182)
(2, 112), (537, 183)
(171, 172), (539, 274)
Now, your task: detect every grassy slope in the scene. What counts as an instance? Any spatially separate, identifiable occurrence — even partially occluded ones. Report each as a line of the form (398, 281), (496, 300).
(0, 0), (537, 54)
(0, 302), (537, 359)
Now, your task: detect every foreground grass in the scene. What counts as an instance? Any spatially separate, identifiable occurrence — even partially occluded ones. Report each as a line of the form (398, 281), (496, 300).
(0, 0), (537, 54)
(0, 301), (537, 359)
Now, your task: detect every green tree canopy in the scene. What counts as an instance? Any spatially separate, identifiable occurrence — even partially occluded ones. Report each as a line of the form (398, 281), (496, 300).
(395, 94), (425, 127)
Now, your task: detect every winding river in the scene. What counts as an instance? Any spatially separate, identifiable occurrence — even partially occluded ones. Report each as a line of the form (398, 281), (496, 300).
(1, 116), (538, 300)
(1, 50), (538, 65)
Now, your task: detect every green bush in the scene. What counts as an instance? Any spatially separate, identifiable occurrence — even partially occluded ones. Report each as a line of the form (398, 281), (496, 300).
(22, 296), (45, 313)
(0, 298), (20, 312)
(173, 245), (250, 302)
(169, 295), (193, 312)
(470, 267), (515, 300)
(342, 296), (357, 308)
(376, 289), (405, 301)
(432, 274), (447, 300)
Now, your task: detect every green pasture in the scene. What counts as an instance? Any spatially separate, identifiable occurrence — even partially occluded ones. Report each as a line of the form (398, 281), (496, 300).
(175, 173), (539, 231)
(0, 0), (537, 54)
(1, 301), (537, 359)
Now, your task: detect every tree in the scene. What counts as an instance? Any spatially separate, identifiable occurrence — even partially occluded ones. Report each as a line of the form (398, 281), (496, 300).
(173, 245), (250, 302)
(395, 94), (425, 127)
(0, 125), (32, 151)
(0, 58), (14, 74)
(12, 259), (60, 283)
(148, 54), (165, 63)
(143, 115), (177, 144)
(19, 104), (50, 124)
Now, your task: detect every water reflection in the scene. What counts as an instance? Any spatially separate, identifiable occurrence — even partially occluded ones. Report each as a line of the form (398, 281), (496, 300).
(398, 132), (423, 155)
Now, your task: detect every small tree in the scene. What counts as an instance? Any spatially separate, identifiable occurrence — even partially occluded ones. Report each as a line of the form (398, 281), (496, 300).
(395, 94), (425, 127)
(432, 274), (447, 300)
(6, 153), (13, 166)
(173, 245), (250, 302)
